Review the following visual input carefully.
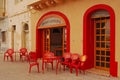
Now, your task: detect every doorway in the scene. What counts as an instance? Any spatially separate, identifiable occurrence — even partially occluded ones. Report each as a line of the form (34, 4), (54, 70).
(21, 23), (29, 49)
(42, 27), (66, 56)
(36, 11), (70, 58)
(11, 25), (16, 49)
(83, 4), (117, 76)
(93, 16), (110, 71)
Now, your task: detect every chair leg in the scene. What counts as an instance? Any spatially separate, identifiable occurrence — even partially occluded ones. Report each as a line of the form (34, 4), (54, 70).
(29, 66), (31, 73)
(42, 62), (44, 73)
(60, 64), (62, 71)
(76, 68), (78, 76)
(70, 67), (73, 73)
(83, 70), (85, 74)
(37, 64), (40, 73)
(10, 56), (14, 62)
(45, 63), (47, 69)
(25, 56), (28, 62)
(4, 55), (6, 61)
(63, 65), (65, 71)
(29, 64), (40, 73)
(45, 63), (48, 71)
(20, 56), (25, 61)
(51, 62), (54, 70)
(7, 56), (9, 61)
(20, 55), (22, 61)
(56, 62), (59, 74)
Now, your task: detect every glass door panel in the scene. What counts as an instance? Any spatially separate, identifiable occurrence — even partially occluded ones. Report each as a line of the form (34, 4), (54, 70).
(94, 17), (110, 71)
(43, 29), (50, 53)
(63, 27), (67, 54)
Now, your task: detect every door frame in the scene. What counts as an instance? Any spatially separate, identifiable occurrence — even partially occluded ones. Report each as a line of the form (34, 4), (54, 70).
(83, 4), (118, 77)
(36, 11), (70, 58)
(43, 29), (50, 53)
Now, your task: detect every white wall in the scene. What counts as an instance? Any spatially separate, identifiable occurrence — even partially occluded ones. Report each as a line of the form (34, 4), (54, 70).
(0, 18), (9, 53)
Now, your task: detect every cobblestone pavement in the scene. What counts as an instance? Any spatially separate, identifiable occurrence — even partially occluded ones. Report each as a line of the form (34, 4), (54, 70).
(0, 54), (119, 80)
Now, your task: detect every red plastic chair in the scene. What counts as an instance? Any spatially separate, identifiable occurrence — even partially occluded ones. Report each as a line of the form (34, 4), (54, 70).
(4, 49), (14, 62)
(19, 48), (28, 61)
(42, 51), (55, 73)
(69, 53), (80, 76)
(28, 51), (40, 73)
(79, 55), (87, 74)
(70, 55), (87, 76)
(56, 52), (71, 74)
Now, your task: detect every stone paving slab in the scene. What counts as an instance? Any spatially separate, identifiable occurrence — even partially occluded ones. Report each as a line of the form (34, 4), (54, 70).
(0, 54), (119, 80)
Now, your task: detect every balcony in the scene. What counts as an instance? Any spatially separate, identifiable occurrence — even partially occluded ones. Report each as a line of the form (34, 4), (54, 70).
(28, 0), (64, 10)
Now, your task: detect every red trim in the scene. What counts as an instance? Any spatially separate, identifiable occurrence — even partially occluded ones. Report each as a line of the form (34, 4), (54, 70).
(36, 11), (70, 58)
(83, 4), (118, 77)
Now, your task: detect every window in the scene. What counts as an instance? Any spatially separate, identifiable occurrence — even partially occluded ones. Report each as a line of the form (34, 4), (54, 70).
(24, 23), (29, 30)
(15, 0), (23, 4)
(23, 23), (29, 32)
(1, 31), (6, 42)
(12, 25), (16, 31)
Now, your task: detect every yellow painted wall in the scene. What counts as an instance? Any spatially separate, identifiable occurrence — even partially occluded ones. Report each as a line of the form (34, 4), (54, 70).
(30, 0), (120, 77)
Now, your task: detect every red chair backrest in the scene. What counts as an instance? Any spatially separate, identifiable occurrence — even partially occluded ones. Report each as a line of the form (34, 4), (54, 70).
(62, 52), (71, 62)
(42, 51), (55, 63)
(20, 48), (27, 55)
(7, 49), (14, 55)
(63, 52), (71, 59)
(71, 53), (79, 60)
(79, 55), (87, 62)
(28, 51), (37, 62)
(43, 51), (54, 58)
(70, 53), (79, 64)
(79, 55), (87, 66)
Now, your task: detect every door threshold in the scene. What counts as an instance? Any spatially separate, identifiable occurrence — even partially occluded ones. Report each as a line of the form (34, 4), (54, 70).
(86, 68), (110, 77)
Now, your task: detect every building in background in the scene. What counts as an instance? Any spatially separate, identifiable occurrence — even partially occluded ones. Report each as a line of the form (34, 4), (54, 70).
(0, 0), (119, 77)
(0, 0), (8, 53)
